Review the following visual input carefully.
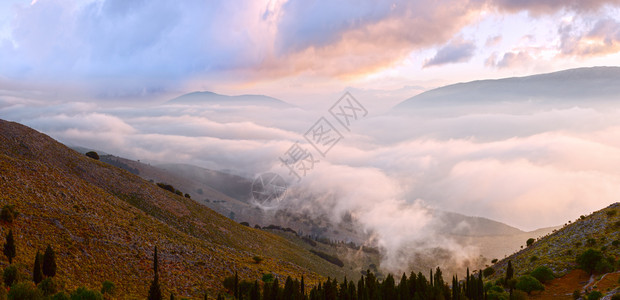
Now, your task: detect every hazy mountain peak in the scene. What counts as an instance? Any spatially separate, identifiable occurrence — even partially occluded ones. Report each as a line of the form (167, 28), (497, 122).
(393, 66), (620, 112)
(167, 90), (294, 107)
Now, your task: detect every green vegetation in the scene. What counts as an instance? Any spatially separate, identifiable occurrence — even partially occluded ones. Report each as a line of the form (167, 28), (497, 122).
(85, 151), (100, 160)
(515, 275), (544, 295)
(529, 266), (554, 283)
(33, 251), (43, 284)
(588, 291), (603, 300)
(100, 280), (116, 296)
(0, 205), (16, 223)
(483, 266), (495, 277)
(526, 238), (535, 247)
(148, 247), (162, 300)
(3, 265), (17, 287)
(577, 249), (604, 274)
(309, 250), (344, 267)
(3, 229), (15, 264)
(43, 245), (57, 277)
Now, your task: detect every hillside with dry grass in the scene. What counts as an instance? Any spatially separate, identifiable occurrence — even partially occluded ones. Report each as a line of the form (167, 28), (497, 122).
(0, 119), (346, 298)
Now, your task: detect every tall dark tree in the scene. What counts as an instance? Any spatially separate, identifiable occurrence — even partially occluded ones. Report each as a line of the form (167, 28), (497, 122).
(3, 230), (15, 264)
(250, 280), (260, 300)
(300, 275), (305, 296)
(42, 244), (57, 277)
(398, 273), (409, 300)
(234, 271), (239, 300)
(506, 260), (514, 297)
(33, 250), (43, 284)
(148, 247), (162, 300)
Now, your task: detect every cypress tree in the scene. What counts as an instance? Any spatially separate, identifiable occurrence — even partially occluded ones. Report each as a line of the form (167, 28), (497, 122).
(3, 230), (15, 264)
(429, 269), (433, 287)
(148, 247), (162, 300)
(42, 244), (56, 277)
(234, 271), (239, 300)
(506, 260), (513, 282)
(398, 273), (409, 300)
(33, 250), (43, 284)
(506, 260), (514, 297)
(301, 275), (305, 296)
(250, 280), (260, 300)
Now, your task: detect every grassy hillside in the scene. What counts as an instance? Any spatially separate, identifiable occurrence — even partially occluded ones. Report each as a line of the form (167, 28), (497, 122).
(0, 119), (346, 298)
(486, 203), (619, 297)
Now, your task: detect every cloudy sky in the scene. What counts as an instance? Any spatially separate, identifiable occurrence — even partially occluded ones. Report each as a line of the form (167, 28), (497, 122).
(1, 0), (620, 101)
(2, 0), (620, 268)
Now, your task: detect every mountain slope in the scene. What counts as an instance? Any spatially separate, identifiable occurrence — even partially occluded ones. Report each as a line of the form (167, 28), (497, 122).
(394, 66), (620, 113)
(0, 119), (345, 298)
(487, 203), (620, 297)
(167, 91), (293, 108)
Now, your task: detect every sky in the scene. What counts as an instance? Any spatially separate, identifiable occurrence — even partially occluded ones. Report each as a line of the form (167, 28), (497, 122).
(1, 0), (620, 102)
(2, 0), (620, 272)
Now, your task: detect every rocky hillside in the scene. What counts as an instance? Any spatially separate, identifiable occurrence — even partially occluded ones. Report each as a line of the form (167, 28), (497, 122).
(487, 203), (619, 297)
(0, 119), (346, 298)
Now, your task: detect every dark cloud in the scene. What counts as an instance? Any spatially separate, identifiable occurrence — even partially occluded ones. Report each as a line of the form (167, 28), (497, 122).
(423, 39), (476, 68)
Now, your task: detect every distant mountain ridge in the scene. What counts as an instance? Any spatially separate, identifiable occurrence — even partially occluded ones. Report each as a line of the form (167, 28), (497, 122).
(168, 91), (293, 107)
(394, 66), (620, 111)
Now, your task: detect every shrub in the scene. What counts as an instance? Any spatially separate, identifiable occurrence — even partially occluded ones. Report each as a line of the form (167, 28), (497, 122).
(3, 265), (18, 287)
(510, 290), (528, 300)
(530, 266), (554, 283)
(573, 290), (580, 299)
(588, 291), (603, 300)
(606, 210), (617, 217)
(491, 258), (498, 264)
(0, 205), (16, 223)
(612, 240), (619, 247)
(487, 289), (508, 300)
(240, 222), (250, 227)
(52, 292), (70, 300)
(85, 151), (99, 160)
(483, 267), (496, 277)
(526, 238), (535, 247)
(587, 238), (597, 246)
(38, 277), (58, 296)
(530, 255), (538, 262)
(184, 194), (191, 199)
(252, 256), (263, 264)
(8, 282), (43, 300)
(594, 258), (614, 273)
(70, 287), (103, 300)
(577, 249), (604, 274)
(515, 275), (544, 295)
(261, 273), (274, 283)
(611, 294), (620, 300)
(156, 183), (175, 193)
(100, 281), (115, 295)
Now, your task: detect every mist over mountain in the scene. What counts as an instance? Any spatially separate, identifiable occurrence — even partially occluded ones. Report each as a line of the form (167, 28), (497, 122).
(393, 66), (620, 116)
(168, 91), (294, 108)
